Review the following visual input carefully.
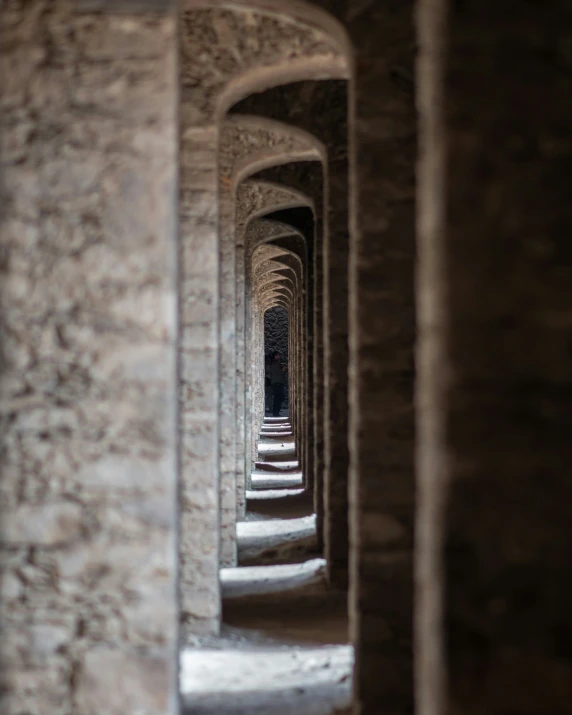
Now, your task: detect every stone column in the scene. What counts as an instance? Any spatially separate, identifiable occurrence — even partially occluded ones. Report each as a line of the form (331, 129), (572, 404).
(312, 215), (326, 546)
(258, 302), (266, 426)
(244, 258), (255, 479)
(219, 185), (237, 566)
(235, 243), (248, 513)
(0, 3), (179, 712)
(323, 139), (350, 588)
(416, 3), (572, 714)
(179, 124), (221, 637)
(342, 3), (417, 713)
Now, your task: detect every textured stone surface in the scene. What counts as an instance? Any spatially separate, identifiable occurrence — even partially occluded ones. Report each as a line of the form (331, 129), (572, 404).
(294, 4), (417, 712)
(0, 3), (178, 713)
(179, 125), (221, 637)
(416, 2), (572, 714)
(180, 8), (342, 126)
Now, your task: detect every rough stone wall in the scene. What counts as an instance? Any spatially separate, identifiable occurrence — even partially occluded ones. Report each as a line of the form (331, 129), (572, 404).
(180, 8), (342, 127)
(237, 181), (309, 233)
(265, 306), (289, 386)
(221, 117), (319, 183)
(417, 2), (572, 714)
(0, 4), (179, 713)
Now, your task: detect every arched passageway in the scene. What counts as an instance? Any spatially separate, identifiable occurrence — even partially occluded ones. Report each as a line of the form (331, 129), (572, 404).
(1, 2), (571, 715)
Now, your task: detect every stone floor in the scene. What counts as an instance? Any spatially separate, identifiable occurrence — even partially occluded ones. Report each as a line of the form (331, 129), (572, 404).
(180, 417), (353, 714)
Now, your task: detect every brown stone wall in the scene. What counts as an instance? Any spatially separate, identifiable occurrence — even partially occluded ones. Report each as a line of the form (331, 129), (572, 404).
(416, 2), (572, 714)
(0, 3), (179, 712)
(346, 5), (416, 709)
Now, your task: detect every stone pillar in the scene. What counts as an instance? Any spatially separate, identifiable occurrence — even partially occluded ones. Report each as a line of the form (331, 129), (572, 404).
(235, 243), (247, 514)
(179, 124), (220, 637)
(0, 3), (179, 712)
(416, 3), (572, 714)
(219, 186), (237, 566)
(343, 4), (417, 714)
(257, 301), (266, 427)
(244, 259), (255, 479)
(313, 216), (326, 547)
(323, 117), (350, 589)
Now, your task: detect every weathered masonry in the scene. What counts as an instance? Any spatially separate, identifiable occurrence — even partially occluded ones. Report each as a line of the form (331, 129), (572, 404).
(1, 1), (571, 714)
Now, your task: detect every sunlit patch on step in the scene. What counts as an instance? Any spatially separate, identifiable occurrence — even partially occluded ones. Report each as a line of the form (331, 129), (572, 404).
(237, 515), (317, 565)
(258, 440), (296, 453)
(180, 643), (353, 715)
(246, 488), (305, 501)
(220, 557), (327, 598)
(251, 472), (303, 490)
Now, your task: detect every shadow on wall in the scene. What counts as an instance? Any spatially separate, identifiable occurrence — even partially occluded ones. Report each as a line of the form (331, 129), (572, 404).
(265, 306), (289, 364)
(265, 306), (289, 406)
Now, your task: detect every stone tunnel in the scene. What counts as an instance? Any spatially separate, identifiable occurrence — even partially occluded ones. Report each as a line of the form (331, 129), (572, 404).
(1, 1), (571, 714)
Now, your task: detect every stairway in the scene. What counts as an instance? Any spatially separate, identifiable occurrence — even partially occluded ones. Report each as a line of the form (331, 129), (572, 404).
(181, 417), (352, 714)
